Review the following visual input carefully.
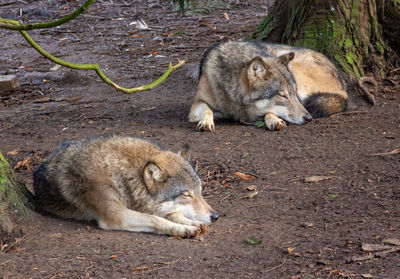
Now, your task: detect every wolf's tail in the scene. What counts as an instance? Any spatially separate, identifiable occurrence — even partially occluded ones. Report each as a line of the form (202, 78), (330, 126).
(303, 93), (347, 118)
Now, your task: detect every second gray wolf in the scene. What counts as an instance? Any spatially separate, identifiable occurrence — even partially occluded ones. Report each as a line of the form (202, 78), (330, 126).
(188, 41), (348, 131)
(33, 135), (219, 237)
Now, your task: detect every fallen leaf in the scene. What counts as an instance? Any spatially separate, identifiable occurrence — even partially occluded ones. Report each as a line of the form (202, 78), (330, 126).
(304, 176), (334, 183)
(7, 149), (19, 156)
(199, 21), (216, 30)
(1, 243), (8, 252)
(287, 247), (294, 254)
(234, 171), (255, 181)
(133, 266), (149, 272)
(131, 34), (145, 38)
(246, 185), (257, 191)
(329, 270), (341, 276)
(224, 12), (230, 20)
(14, 157), (33, 172)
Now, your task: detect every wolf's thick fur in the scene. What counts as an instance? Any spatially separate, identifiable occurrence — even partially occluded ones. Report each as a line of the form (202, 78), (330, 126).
(189, 41), (348, 131)
(33, 136), (219, 237)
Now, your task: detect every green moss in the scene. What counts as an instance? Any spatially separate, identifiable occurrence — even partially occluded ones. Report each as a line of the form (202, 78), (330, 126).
(345, 52), (361, 78)
(344, 38), (353, 49)
(375, 41), (385, 54)
(0, 150), (30, 219)
(0, 152), (9, 195)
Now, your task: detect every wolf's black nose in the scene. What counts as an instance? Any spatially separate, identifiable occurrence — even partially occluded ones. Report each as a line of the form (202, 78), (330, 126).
(210, 212), (219, 222)
(304, 114), (312, 122)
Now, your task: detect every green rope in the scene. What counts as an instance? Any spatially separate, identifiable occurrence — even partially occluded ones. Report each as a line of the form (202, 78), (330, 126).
(0, 0), (94, 30)
(1, 0), (184, 93)
(19, 30), (184, 94)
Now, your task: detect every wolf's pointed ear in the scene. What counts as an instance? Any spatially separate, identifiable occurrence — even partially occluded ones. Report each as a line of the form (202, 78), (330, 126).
(277, 52), (295, 66)
(248, 56), (267, 80)
(178, 143), (191, 161)
(143, 161), (164, 196)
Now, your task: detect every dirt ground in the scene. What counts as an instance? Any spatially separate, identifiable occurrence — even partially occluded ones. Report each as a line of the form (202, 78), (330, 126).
(1, 1), (399, 278)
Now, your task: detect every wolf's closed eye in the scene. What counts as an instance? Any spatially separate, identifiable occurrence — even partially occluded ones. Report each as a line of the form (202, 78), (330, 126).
(180, 191), (192, 198)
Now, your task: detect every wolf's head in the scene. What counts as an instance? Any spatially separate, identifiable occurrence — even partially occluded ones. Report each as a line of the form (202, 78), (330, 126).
(244, 52), (312, 124)
(142, 144), (218, 225)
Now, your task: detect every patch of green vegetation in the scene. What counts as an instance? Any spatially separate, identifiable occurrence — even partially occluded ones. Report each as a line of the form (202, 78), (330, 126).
(245, 237), (262, 245)
(0, 151), (30, 219)
(331, 193), (339, 198)
(242, 152), (253, 159)
(174, 30), (186, 35)
(255, 121), (266, 128)
(375, 41), (384, 55)
(172, 0), (234, 15)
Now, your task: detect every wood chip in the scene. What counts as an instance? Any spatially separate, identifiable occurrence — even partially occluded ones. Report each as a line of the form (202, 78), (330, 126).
(361, 274), (373, 278)
(304, 176), (334, 183)
(361, 243), (390, 252)
(0, 75), (20, 95)
(383, 238), (400, 246)
(245, 191), (258, 199)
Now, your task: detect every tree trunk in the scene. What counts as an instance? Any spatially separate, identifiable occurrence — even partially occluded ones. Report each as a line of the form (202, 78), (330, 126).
(381, 0), (400, 54)
(0, 151), (34, 242)
(249, 0), (400, 80)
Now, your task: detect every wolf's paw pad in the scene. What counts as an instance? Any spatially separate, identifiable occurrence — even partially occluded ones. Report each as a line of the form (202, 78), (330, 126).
(196, 120), (215, 132)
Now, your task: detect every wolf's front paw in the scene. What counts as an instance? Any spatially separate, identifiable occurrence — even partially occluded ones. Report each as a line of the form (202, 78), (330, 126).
(189, 220), (207, 229)
(264, 114), (287, 131)
(196, 120), (215, 132)
(180, 225), (201, 238)
(270, 118), (286, 131)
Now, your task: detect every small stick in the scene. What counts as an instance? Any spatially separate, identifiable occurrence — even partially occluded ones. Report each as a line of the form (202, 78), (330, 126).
(264, 258), (286, 273)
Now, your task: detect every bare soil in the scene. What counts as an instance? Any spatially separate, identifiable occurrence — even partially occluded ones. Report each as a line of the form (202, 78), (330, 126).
(1, 1), (399, 278)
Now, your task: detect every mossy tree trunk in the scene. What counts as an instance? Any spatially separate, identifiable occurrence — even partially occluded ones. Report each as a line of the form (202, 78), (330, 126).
(0, 151), (34, 242)
(249, 0), (400, 81)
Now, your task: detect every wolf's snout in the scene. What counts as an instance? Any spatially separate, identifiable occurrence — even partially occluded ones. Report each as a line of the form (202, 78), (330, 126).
(304, 114), (312, 122)
(210, 212), (219, 222)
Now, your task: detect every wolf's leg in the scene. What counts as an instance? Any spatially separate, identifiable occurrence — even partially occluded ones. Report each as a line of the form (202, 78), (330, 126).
(96, 205), (200, 237)
(165, 212), (205, 227)
(188, 101), (215, 132)
(264, 113), (287, 131)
